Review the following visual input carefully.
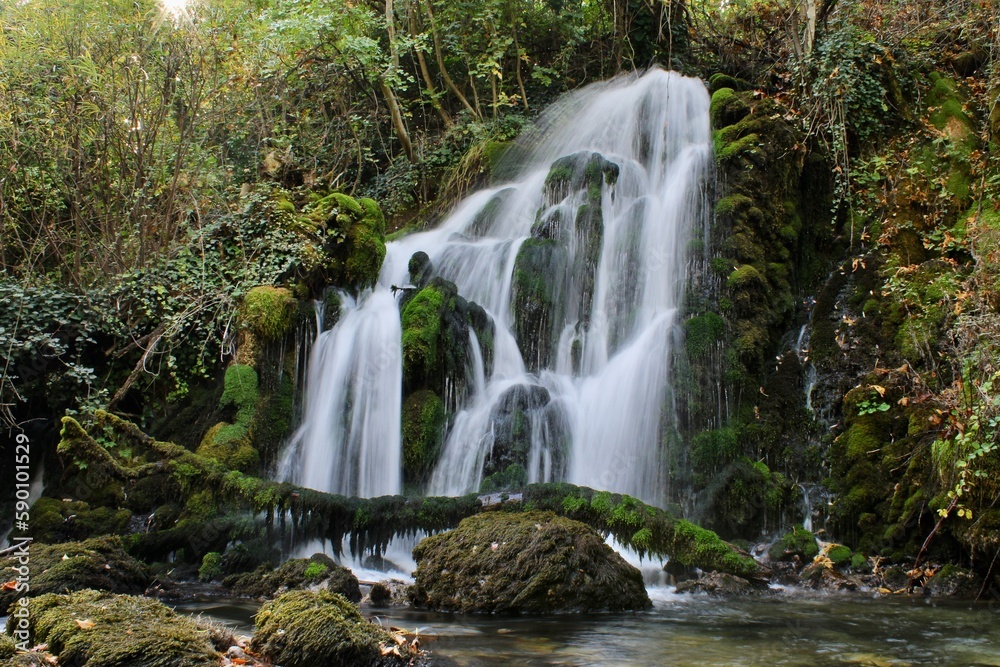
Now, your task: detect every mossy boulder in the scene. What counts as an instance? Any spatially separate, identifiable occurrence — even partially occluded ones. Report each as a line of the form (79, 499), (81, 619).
(0, 536), (149, 612)
(409, 511), (651, 613)
(407, 251), (433, 287)
(10, 590), (218, 667)
(251, 589), (415, 667)
(242, 286), (298, 341)
(0, 634), (15, 660)
(924, 564), (982, 597)
(401, 390), (446, 486)
(400, 276), (491, 400)
(674, 571), (763, 596)
(768, 527), (819, 562)
(295, 192), (387, 292)
(222, 553), (360, 602)
(480, 383), (567, 487)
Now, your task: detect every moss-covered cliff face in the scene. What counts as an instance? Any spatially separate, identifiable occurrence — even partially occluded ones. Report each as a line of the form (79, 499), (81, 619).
(805, 68), (1000, 565)
(675, 80), (834, 539)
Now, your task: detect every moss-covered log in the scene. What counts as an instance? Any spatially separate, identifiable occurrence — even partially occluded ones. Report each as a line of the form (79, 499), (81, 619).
(56, 412), (767, 579)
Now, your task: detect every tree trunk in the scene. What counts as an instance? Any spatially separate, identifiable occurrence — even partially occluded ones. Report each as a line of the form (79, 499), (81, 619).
(410, 3), (453, 127)
(421, 0), (480, 119)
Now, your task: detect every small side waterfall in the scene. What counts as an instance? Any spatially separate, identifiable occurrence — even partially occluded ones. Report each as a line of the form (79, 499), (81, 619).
(283, 68), (712, 506)
(278, 291), (402, 497)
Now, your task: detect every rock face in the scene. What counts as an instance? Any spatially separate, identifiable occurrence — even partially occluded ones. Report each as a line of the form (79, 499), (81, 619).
(409, 511), (651, 613)
(251, 590), (415, 667)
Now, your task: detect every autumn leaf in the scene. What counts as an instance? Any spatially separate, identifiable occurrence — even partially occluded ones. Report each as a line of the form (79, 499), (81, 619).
(1, 581), (17, 590)
(76, 619), (96, 630)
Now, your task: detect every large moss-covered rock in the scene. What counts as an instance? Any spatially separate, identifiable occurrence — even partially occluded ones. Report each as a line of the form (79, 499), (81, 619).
(251, 590), (415, 667)
(10, 590), (218, 667)
(196, 364), (261, 473)
(0, 536), (149, 612)
(512, 151), (618, 370)
(409, 511), (651, 614)
(400, 276), (493, 402)
(29, 497), (132, 544)
(768, 526), (819, 562)
(222, 553), (360, 602)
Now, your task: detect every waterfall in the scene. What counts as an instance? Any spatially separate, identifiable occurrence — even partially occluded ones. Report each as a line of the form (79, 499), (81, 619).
(278, 291), (402, 497)
(283, 68), (712, 506)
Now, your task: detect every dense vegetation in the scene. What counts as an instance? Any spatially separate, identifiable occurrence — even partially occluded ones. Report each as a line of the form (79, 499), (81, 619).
(2, 0), (1000, 595)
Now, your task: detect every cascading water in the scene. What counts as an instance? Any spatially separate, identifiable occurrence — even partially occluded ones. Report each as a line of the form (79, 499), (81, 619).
(283, 68), (712, 507)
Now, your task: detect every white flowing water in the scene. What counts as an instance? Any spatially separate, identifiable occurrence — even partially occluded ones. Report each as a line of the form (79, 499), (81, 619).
(283, 68), (712, 506)
(278, 291), (402, 497)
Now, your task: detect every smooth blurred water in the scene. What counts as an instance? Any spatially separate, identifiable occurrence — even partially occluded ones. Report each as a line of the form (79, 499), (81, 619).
(173, 590), (1000, 666)
(283, 68), (711, 507)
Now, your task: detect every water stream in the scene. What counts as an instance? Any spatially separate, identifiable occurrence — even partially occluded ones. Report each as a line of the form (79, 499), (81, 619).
(169, 592), (1000, 666)
(282, 68), (711, 506)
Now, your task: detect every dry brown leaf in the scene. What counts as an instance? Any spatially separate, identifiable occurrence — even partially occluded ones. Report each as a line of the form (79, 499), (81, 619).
(872, 385), (886, 397)
(76, 619), (95, 630)
(1, 580), (17, 590)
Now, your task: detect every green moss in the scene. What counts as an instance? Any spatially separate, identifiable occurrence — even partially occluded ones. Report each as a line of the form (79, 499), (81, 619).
(715, 194), (754, 217)
(199, 552), (223, 581)
(22, 590), (218, 667)
(827, 544), (852, 566)
(223, 553), (360, 602)
(401, 286), (445, 386)
(251, 590), (411, 667)
(768, 526), (819, 562)
(401, 390), (446, 485)
(710, 88), (750, 128)
(727, 264), (764, 289)
(30, 497), (132, 543)
(717, 133), (760, 161)
(243, 286), (298, 341)
(410, 511), (651, 613)
(685, 312), (726, 358)
(479, 463), (527, 493)
(850, 552), (868, 570)
(0, 536), (149, 612)
(691, 427), (740, 473)
(220, 364), (259, 419)
(0, 633), (15, 660)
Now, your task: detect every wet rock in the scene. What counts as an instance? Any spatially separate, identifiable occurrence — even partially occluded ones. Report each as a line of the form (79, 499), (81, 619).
(480, 384), (568, 491)
(925, 565), (983, 597)
(768, 527), (819, 563)
(801, 562), (859, 592)
(251, 589), (417, 667)
(409, 510), (651, 613)
(674, 571), (766, 596)
(367, 581), (393, 606)
(222, 553), (360, 602)
(408, 251), (433, 287)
